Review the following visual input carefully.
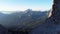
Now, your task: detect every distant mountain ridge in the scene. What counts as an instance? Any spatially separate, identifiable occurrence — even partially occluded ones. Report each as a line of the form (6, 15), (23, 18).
(0, 9), (50, 31)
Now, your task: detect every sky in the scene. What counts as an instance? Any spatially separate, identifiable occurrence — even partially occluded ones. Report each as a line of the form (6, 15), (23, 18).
(0, 0), (53, 11)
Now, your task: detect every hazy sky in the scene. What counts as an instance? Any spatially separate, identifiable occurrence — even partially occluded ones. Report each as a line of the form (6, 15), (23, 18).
(0, 0), (53, 11)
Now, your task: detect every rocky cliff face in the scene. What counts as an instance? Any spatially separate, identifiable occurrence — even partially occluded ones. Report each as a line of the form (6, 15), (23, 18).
(51, 0), (60, 24)
(29, 0), (60, 34)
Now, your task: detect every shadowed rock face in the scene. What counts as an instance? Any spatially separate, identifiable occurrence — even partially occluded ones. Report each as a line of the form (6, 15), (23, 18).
(52, 0), (60, 17)
(29, 0), (60, 34)
(52, 0), (60, 24)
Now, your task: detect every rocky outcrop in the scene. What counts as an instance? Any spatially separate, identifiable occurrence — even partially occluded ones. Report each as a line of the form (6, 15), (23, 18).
(52, 0), (60, 24)
(29, 0), (60, 34)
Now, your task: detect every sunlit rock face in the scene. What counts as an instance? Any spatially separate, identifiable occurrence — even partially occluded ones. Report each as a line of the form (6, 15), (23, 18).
(29, 0), (60, 34)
